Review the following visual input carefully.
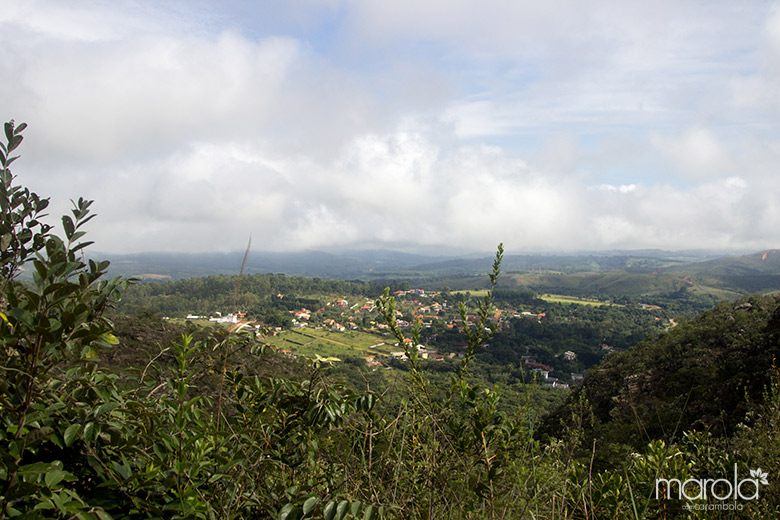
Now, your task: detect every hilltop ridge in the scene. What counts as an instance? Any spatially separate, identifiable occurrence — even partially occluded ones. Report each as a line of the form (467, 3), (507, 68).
(96, 248), (768, 277)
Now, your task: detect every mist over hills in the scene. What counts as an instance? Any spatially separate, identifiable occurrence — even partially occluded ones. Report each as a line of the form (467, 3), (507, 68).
(92, 248), (780, 297)
(97, 249), (455, 280)
(666, 248), (780, 276)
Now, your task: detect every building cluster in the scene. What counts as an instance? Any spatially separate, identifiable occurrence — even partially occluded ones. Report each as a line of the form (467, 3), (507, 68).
(185, 289), (595, 389)
(514, 311), (547, 322)
(389, 341), (454, 362)
(521, 356), (570, 389)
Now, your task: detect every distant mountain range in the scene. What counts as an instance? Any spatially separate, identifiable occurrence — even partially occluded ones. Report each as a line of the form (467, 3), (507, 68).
(97, 249), (455, 280)
(93, 247), (779, 285)
(666, 248), (780, 276)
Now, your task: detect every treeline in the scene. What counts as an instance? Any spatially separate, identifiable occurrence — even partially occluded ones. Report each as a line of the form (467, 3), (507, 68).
(417, 298), (671, 379)
(117, 274), (412, 317)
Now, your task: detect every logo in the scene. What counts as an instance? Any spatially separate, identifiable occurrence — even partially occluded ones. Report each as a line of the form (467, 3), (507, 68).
(655, 464), (768, 511)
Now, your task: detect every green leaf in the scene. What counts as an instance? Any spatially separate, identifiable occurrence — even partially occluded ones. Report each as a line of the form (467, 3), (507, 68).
(303, 496), (319, 515)
(81, 345), (98, 360)
(71, 240), (94, 254)
(95, 402), (119, 417)
(100, 332), (119, 345)
(335, 501), (349, 520)
(63, 423), (81, 447)
(68, 230), (86, 243)
(279, 504), (301, 520)
(363, 505), (375, 520)
(0, 233), (10, 251)
(44, 469), (66, 488)
(323, 501), (336, 520)
(8, 135), (23, 153)
(83, 422), (96, 442)
(110, 460), (131, 480)
(18, 461), (54, 475)
(6, 307), (34, 328)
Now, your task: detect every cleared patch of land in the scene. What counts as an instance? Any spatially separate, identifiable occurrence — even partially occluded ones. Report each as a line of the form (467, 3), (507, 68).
(138, 273), (172, 280)
(540, 294), (620, 307)
(262, 327), (397, 360)
(451, 289), (491, 297)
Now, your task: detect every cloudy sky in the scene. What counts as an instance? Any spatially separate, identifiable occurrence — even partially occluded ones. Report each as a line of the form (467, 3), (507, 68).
(1, 1), (779, 255)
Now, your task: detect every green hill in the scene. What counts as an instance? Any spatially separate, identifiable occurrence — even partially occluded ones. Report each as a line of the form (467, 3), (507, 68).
(503, 271), (688, 296)
(669, 249), (780, 277)
(542, 293), (780, 466)
(498, 270), (745, 303)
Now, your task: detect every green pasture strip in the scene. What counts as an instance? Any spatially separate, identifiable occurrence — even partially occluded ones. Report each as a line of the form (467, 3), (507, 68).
(263, 327), (395, 360)
(539, 294), (620, 307)
(451, 289), (491, 297)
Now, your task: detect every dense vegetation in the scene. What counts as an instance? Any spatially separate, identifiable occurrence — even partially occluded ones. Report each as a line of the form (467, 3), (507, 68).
(115, 273), (690, 368)
(1, 122), (779, 518)
(543, 294), (780, 457)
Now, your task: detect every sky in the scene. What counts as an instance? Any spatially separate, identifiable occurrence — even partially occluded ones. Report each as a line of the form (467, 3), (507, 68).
(1, 1), (779, 255)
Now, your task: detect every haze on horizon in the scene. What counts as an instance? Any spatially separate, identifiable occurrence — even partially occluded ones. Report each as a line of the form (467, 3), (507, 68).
(1, 1), (779, 256)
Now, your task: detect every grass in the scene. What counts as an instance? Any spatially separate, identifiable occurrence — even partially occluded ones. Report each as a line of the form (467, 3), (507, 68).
(539, 293), (620, 307)
(453, 289), (621, 307)
(685, 281), (743, 300)
(262, 327), (397, 360)
(451, 289), (491, 297)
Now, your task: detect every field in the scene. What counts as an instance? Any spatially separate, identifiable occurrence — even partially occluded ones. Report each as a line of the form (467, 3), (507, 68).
(539, 293), (619, 307)
(451, 289), (491, 297)
(262, 327), (397, 360)
(449, 289), (619, 307)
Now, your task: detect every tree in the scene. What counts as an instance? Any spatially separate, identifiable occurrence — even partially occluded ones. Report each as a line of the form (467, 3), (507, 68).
(0, 121), (377, 518)
(0, 120), (125, 516)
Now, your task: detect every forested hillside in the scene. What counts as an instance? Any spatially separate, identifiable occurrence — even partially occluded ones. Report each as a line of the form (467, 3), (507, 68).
(542, 294), (780, 464)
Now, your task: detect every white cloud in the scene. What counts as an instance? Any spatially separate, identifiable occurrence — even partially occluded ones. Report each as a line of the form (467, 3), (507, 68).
(652, 127), (731, 179)
(591, 184), (637, 193)
(0, 1), (199, 42)
(18, 32), (303, 162)
(731, 3), (780, 116)
(0, 0), (778, 255)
